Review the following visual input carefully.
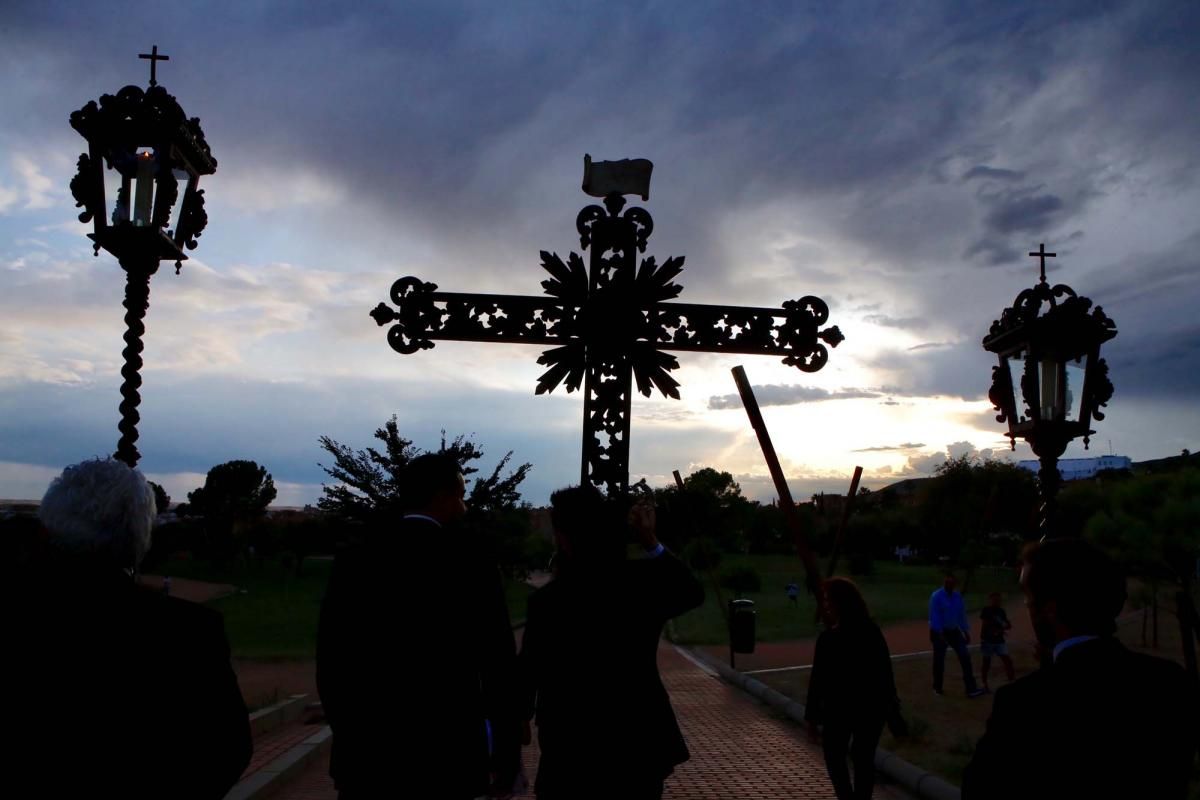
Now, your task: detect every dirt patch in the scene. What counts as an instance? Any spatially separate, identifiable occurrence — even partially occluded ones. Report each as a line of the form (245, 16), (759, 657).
(234, 659), (318, 712)
(138, 574), (237, 603)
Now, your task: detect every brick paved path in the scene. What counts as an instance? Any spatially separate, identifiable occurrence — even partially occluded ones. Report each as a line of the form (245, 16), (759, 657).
(275, 641), (909, 799)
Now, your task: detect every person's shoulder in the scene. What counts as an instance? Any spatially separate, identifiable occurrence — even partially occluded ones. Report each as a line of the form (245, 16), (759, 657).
(992, 669), (1048, 709)
(1124, 645), (1190, 686)
(134, 587), (225, 635)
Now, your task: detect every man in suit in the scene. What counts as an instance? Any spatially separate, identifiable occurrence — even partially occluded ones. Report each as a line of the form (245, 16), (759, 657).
(962, 538), (1198, 799)
(10, 458), (251, 799)
(519, 485), (705, 800)
(317, 452), (523, 799)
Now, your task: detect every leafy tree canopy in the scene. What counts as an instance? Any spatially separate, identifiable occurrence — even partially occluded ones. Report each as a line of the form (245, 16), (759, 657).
(186, 460), (277, 521)
(317, 416), (530, 521)
(148, 481), (170, 514)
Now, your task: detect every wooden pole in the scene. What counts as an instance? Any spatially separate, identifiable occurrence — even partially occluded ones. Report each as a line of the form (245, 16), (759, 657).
(824, 466), (864, 578)
(731, 366), (824, 605)
(814, 465), (863, 624)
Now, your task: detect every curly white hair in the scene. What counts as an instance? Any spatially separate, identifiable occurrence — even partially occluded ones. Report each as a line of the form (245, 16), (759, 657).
(38, 458), (156, 568)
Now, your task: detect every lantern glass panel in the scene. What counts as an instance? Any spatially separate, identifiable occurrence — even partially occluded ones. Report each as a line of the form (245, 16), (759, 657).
(1007, 352), (1027, 423)
(1065, 357), (1086, 424)
(102, 158), (128, 225)
(1039, 357), (1060, 420)
(167, 167), (191, 238)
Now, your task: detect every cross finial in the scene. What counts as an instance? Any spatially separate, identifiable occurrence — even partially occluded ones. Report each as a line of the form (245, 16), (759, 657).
(1028, 242), (1056, 283)
(139, 45), (170, 87)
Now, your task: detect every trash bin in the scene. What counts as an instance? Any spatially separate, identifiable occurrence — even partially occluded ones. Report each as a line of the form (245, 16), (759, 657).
(729, 598), (756, 654)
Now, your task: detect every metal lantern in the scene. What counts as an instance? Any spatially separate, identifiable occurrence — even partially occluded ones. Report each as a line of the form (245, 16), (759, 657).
(68, 69), (216, 270)
(65, 48), (217, 467)
(983, 244), (1117, 536)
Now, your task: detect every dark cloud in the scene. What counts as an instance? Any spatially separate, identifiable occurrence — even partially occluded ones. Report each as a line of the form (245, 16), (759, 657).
(964, 237), (1023, 265)
(864, 314), (928, 330)
(982, 191), (1065, 235)
(707, 385), (880, 410)
(852, 442), (926, 452)
(963, 165), (1025, 182)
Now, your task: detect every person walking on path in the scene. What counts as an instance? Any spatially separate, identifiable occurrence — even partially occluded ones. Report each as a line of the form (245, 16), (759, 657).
(518, 486), (704, 800)
(963, 538), (1198, 799)
(978, 591), (1015, 691)
(10, 458), (251, 799)
(317, 452), (523, 799)
(929, 572), (985, 697)
(806, 577), (905, 800)
(785, 580), (800, 607)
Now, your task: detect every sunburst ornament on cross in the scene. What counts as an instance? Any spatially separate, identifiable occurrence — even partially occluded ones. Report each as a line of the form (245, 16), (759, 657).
(371, 156), (844, 496)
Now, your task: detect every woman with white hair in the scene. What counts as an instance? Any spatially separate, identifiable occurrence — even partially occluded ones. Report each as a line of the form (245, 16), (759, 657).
(10, 458), (252, 799)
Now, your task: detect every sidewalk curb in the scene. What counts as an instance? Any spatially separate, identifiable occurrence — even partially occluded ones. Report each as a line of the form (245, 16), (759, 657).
(248, 694), (310, 738)
(223, 725), (332, 800)
(685, 646), (962, 800)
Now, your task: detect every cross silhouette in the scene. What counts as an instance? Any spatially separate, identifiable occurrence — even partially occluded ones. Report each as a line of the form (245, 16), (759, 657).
(1029, 242), (1056, 283)
(139, 45), (169, 87)
(371, 168), (844, 496)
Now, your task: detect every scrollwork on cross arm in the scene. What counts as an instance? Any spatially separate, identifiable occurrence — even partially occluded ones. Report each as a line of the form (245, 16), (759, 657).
(371, 279), (573, 357)
(649, 295), (842, 374)
(369, 277), (440, 355)
(576, 205), (606, 250)
(624, 207), (653, 253)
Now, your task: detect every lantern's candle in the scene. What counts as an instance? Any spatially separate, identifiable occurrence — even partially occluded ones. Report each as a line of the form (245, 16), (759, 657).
(133, 151), (155, 226)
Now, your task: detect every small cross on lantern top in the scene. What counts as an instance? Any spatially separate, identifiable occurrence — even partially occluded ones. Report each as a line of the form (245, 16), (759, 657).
(1029, 242), (1056, 283)
(138, 45), (170, 87)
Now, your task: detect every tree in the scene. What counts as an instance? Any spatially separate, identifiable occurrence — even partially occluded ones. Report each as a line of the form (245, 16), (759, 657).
(187, 460), (277, 563)
(1083, 468), (1200, 669)
(917, 454), (1037, 564)
(188, 460), (276, 519)
(317, 417), (537, 575)
(148, 481), (170, 514)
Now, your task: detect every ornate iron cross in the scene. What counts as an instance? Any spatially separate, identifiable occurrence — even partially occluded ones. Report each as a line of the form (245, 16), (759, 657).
(370, 159), (844, 496)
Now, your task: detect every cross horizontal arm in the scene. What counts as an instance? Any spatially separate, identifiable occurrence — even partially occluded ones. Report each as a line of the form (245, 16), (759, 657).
(650, 298), (844, 372)
(371, 276), (844, 378)
(370, 278), (570, 353)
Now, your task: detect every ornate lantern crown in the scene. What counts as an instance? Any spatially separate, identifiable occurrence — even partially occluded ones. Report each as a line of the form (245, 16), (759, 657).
(983, 244), (1117, 452)
(68, 47), (216, 271)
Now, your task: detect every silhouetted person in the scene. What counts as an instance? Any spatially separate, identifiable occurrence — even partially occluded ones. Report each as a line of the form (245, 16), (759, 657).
(317, 453), (522, 799)
(978, 591), (1015, 691)
(929, 571), (984, 697)
(806, 577), (903, 800)
(962, 539), (1199, 799)
(9, 459), (251, 799)
(519, 486), (704, 800)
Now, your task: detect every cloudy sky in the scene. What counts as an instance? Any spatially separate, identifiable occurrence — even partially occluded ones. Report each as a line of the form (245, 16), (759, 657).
(1, 1), (1197, 507)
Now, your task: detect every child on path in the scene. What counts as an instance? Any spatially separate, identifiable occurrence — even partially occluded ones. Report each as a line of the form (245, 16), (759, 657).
(979, 591), (1015, 691)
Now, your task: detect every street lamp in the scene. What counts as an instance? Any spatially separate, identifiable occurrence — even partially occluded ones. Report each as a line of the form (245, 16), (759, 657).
(983, 244), (1117, 538)
(67, 46), (217, 467)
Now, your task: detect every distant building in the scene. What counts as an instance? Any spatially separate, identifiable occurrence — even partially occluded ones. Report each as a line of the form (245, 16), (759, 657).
(1016, 455), (1131, 481)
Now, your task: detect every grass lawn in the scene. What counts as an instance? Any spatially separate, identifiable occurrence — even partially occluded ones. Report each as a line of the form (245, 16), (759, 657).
(155, 555), (534, 659)
(673, 557), (1021, 644)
